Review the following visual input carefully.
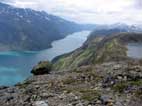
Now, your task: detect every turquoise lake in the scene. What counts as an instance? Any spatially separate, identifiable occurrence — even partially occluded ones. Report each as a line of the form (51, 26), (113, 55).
(0, 31), (91, 86)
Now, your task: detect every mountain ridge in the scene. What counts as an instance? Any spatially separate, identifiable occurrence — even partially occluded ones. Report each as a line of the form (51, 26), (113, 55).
(0, 2), (95, 51)
(0, 31), (142, 106)
(52, 28), (142, 70)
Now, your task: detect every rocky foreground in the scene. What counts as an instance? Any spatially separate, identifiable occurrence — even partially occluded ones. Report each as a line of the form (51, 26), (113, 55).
(0, 32), (142, 106)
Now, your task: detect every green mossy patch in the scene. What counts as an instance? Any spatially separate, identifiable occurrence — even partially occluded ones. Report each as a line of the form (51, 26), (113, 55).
(31, 61), (52, 75)
(62, 76), (76, 84)
(16, 80), (32, 89)
(135, 89), (142, 98)
(94, 39), (127, 63)
(79, 89), (101, 101)
(113, 80), (142, 93)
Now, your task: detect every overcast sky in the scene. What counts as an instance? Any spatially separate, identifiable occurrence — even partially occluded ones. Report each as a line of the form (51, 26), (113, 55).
(1, 0), (142, 25)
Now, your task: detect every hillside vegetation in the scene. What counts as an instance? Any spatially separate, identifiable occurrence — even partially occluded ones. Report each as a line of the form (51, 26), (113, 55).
(53, 32), (142, 70)
(0, 31), (142, 106)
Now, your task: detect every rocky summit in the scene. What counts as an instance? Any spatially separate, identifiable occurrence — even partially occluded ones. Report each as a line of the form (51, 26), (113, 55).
(0, 32), (142, 106)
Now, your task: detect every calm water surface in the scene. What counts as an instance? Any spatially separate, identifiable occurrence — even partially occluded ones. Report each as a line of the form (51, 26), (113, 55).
(127, 43), (142, 59)
(0, 31), (91, 86)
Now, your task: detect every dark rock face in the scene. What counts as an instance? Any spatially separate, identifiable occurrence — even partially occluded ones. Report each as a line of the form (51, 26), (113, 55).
(31, 61), (52, 75)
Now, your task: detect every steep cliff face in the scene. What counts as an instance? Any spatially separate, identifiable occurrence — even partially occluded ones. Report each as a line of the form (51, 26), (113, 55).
(0, 32), (142, 106)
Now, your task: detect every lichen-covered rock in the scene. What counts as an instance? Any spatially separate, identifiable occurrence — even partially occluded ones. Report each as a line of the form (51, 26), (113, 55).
(31, 61), (52, 75)
(0, 60), (141, 106)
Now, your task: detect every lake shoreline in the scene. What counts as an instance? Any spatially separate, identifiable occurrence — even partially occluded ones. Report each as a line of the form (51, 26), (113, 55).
(0, 30), (91, 86)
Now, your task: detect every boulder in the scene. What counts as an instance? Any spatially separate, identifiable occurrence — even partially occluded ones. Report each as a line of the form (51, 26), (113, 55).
(31, 61), (52, 75)
(34, 101), (48, 106)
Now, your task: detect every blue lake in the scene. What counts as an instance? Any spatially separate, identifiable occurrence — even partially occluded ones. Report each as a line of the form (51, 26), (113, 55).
(0, 31), (91, 86)
(127, 43), (142, 59)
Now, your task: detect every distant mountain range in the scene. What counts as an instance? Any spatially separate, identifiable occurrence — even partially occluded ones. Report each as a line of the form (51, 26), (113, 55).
(95, 23), (142, 32)
(0, 2), (95, 51)
(0, 2), (142, 51)
(87, 23), (142, 42)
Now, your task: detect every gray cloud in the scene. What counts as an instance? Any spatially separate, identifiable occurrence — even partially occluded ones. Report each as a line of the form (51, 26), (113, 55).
(134, 0), (142, 9)
(1, 0), (142, 25)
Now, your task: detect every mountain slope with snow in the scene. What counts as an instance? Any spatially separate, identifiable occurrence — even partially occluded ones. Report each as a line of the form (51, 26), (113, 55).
(0, 2), (94, 51)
